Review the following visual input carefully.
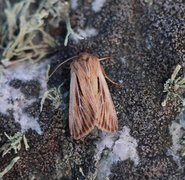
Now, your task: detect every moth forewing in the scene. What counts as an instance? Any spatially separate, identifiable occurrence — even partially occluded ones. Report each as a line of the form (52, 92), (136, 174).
(95, 62), (118, 132)
(69, 53), (118, 139)
(69, 56), (97, 139)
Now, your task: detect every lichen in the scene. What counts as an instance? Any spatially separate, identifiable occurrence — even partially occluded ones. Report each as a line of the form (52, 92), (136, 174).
(1, 0), (82, 65)
(40, 84), (63, 112)
(0, 156), (20, 179)
(0, 132), (29, 179)
(162, 64), (185, 107)
(0, 132), (29, 157)
(64, 15), (84, 46)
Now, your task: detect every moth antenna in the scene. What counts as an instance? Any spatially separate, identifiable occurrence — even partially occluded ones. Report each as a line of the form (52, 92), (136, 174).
(48, 56), (78, 79)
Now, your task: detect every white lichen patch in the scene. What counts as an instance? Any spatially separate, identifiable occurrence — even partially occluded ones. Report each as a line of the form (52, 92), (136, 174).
(167, 112), (185, 167)
(94, 126), (139, 180)
(72, 27), (98, 43)
(0, 60), (49, 134)
(71, 0), (78, 10)
(92, 0), (106, 12)
(112, 128), (139, 164)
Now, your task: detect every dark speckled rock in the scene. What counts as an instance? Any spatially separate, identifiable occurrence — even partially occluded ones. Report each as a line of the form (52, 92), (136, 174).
(20, 80), (41, 99)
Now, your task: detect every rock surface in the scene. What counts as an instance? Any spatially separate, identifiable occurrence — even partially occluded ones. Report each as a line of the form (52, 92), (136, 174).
(0, 0), (185, 179)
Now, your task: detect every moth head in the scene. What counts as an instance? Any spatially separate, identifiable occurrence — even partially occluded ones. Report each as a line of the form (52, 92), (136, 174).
(78, 52), (95, 62)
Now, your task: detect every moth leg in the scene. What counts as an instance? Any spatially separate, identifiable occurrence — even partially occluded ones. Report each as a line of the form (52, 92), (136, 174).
(101, 67), (123, 88)
(105, 74), (122, 87)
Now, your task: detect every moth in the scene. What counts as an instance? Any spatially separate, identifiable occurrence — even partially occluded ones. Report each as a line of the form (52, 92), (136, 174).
(69, 53), (118, 139)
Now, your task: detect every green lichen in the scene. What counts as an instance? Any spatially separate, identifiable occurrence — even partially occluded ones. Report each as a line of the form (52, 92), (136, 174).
(40, 84), (63, 112)
(162, 64), (185, 107)
(45, 64), (51, 83)
(40, 65), (63, 112)
(64, 15), (84, 46)
(0, 156), (20, 179)
(0, 132), (29, 157)
(2, 0), (55, 63)
(1, 0), (82, 65)
(0, 132), (29, 179)
(143, 0), (153, 6)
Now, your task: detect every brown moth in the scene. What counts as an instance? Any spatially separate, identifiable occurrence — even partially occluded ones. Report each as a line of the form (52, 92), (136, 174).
(69, 53), (118, 140)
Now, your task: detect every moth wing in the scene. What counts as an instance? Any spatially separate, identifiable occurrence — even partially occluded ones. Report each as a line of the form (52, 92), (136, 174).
(69, 59), (97, 140)
(96, 68), (118, 132)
